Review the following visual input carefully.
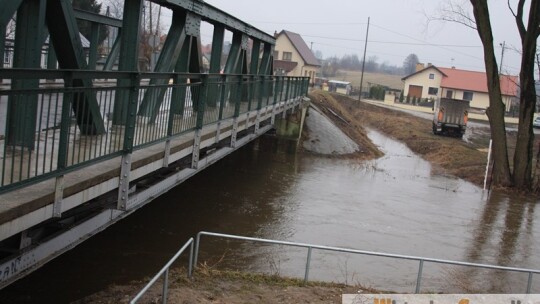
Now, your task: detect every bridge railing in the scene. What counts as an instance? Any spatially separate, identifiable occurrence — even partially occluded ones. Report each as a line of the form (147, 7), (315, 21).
(0, 69), (309, 194)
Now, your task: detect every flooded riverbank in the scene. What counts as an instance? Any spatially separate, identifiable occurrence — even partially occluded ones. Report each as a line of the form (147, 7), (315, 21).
(0, 127), (538, 302)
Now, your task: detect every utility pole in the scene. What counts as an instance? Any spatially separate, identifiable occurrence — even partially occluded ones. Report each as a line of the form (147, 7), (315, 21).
(499, 41), (505, 74)
(310, 41), (313, 51)
(358, 17), (370, 101)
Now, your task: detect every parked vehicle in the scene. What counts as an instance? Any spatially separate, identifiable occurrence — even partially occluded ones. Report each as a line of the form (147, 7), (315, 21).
(533, 116), (540, 128)
(432, 98), (470, 138)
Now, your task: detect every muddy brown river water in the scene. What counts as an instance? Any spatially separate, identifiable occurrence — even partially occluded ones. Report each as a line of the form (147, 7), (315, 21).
(0, 129), (538, 303)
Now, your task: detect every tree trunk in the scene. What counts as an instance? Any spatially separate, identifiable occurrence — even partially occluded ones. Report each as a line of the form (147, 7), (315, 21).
(513, 42), (537, 189)
(534, 142), (540, 194)
(470, 0), (513, 187)
(511, 0), (540, 190)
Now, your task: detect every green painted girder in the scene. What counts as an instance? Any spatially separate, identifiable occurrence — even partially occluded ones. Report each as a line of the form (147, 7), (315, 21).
(187, 35), (203, 113)
(239, 49), (250, 105)
(156, 0), (274, 45)
(209, 25), (224, 73)
(87, 22), (100, 70)
(113, 0), (143, 125)
(223, 32), (243, 109)
(250, 40), (261, 75)
(249, 40), (261, 109)
(138, 10), (188, 121)
(0, 24), (5, 69)
(0, 0), (23, 27)
(206, 25), (224, 107)
(259, 43), (274, 100)
(7, 0), (46, 149)
(103, 30), (121, 71)
(47, 46), (57, 69)
(73, 8), (123, 28)
(259, 43), (273, 76)
(46, 0), (105, 135)
(171, 36), (192, 116)
(223, 32), (243, 74)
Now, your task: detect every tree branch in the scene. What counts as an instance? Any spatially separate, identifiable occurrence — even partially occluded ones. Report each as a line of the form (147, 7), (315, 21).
(426, 1), (477, 30)
(513, 0), (527, 38)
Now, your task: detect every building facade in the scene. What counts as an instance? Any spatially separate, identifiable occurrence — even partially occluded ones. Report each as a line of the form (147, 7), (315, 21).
(273, 30), (320, 84)
(402, 64), (518, 111)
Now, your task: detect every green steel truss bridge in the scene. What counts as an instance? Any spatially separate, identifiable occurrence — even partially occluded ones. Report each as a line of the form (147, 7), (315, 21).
(0, 0), (309, 287)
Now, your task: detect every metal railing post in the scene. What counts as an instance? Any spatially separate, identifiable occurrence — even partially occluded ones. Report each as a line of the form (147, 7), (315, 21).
(304, 247), (313, 283)
(194, 232), (201, 268)
(188, 241), (194, 278)
(285, 77), (291, 102)
(218, 74), (226, 120)
(130, 238), (193, 304)
(57, 72), (74, 172)
(526, 272), (533, 294)
(415, 259), (424, 293)
(162, 268), (169, 304)
(234, 75), (243, 117)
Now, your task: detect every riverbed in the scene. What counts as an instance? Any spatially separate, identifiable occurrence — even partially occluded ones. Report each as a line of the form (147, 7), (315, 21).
(0, 128), (538, 302)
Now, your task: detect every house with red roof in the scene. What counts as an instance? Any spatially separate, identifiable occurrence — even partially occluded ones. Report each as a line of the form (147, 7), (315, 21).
(402, 63), (518, 111)
(273, 30), (320, 84)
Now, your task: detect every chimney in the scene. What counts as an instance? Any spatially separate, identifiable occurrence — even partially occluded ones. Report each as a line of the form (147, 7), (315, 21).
(427, 63), (432, 67)
(415, 63), (425, 72)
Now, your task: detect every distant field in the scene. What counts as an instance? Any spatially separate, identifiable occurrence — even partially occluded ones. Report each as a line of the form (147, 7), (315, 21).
(330, 70), (404, 91)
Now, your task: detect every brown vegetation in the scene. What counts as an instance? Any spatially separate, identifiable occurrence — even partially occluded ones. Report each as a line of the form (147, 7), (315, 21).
(75, 267), (368, 304)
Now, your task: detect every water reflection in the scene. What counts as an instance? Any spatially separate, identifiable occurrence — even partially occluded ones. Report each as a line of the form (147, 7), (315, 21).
(460, 192), (538, 292)
(0, 129), (539, 302)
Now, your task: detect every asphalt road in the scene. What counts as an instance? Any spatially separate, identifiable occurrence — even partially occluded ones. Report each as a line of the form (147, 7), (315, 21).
(361, 99), (540, 135)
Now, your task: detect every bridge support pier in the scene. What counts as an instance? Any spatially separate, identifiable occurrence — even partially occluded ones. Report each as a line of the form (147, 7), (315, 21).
(275, 97), (310, 141)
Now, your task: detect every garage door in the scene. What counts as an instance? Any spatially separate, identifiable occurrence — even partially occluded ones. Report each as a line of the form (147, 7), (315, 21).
(408, 85), (423, 98)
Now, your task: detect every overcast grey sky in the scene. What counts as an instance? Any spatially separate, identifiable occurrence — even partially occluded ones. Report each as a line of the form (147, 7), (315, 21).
(200, 0), (527, 75)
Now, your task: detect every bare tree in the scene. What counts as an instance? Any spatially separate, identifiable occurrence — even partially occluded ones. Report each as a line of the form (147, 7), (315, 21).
(507, 0), (540, 189)
(469, 0), (513, 187)
(429, 0), (540, 190)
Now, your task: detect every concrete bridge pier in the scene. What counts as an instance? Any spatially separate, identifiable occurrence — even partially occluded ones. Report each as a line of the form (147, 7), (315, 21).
(275, 97), (310, 140)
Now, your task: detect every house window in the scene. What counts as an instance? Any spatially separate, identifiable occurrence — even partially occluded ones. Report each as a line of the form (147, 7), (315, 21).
(429, 73), (435, 79)
(282, 52), (292, 61)
(4, 50), (10, 64)
(428, 87), (438, 95)
(273, 51), (279, 59)
(446, 90), (453, 98)
(463, 91), (474, 101)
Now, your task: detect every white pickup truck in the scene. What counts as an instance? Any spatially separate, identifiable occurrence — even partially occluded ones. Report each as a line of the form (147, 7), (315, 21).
(432, 98), (470, 138)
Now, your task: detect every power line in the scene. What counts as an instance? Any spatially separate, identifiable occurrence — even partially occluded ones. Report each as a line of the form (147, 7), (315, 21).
(247, 20), (367, 26)
(302, 34), (482, 48)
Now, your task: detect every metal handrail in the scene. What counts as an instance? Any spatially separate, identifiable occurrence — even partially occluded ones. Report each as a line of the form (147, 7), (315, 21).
(0, 69), (310, 194)
(130, 238), (194, 304)
(194, 231), (539, 294)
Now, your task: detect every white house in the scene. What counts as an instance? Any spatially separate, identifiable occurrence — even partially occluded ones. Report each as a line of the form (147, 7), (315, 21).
(402, 64), (518, 111)
(273, 30), (320, 84)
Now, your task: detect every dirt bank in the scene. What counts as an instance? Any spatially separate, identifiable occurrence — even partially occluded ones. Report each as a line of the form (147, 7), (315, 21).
(75, 267), (373, 304)
(308, 90), (490, 186)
